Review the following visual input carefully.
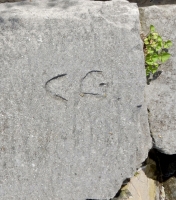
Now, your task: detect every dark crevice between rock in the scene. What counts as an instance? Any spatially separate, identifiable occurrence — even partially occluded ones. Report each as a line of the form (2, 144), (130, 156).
(149, 149), (176, 182)
(112, 148), (176, 200)
(145, 149), (176, 200)
(147, 108), (156, 147)
(128, 0), (176, 7)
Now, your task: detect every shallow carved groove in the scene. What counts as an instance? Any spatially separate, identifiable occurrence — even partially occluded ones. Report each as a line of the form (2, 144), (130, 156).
(80, 70), (108, 97)
(45, 74), (68, 101)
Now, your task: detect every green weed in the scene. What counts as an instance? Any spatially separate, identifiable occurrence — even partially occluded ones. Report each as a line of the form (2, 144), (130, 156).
(143, 25), (172, 77)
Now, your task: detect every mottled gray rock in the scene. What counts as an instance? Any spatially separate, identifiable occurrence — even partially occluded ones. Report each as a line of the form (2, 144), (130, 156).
(0, 1), (151, 199)
(140, 6), (176, 154)
(163, 177), (176, 200)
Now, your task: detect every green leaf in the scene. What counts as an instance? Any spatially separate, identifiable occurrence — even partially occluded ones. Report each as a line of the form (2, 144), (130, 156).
(156, 42), (162, 51)
(146, 60), (154, 65)
(153, 35), (157, 40)
(157, 36), (162, 42)
(147, 34), (152, 41)
(156, 46), (162, 51)
(151, 65), (157, 74)
(144, 38), (149, 45)
(146, 54), (151, 59)
(152, 33), (159, 39)
(151, 43), (157, 48)
(150, 25), (155, 32)
(146, 57), (153, 65)
(146, 46), (154, 54)
(152, 68), (157, 74)
(164, 40), (172, 48)
(151, 54), (159, 63)
(148, 65), (154, 73)
(146, 64), (159, 75)
(146, 68), (150, 76)
(148, 49), (154, 54)
(154, 63), (159, 67)
(160, 52), (171, 63)
(158, 41), (163, 47)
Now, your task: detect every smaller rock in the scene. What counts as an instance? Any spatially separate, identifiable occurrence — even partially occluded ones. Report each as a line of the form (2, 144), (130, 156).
(115, 162), (160, 200)
(160, 186), (165, 200)
(112, 156), (162, 200)
(116, 185), (132, 200)
(163, 177), (176, 200)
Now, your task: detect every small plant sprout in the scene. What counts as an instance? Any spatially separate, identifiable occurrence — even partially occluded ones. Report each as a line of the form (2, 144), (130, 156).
(143, 25), (172, 77)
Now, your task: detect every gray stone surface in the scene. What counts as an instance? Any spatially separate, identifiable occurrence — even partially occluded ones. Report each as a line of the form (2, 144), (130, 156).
(0, 1), (152, 199)
(140, 6), (176, 154)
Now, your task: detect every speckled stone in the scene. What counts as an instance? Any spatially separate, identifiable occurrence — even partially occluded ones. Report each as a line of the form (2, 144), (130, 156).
(163, 177), (176, 200)
(0, 0), (151, 199)
(141, 5), (176, 154)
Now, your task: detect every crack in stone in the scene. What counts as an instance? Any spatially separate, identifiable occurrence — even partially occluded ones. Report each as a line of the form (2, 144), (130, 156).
(147, 108), (156, 148)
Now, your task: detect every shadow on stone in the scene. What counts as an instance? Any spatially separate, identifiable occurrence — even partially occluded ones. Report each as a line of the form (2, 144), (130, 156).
(47, 0), (78, 9)
(148, 149), (176, 200)
(0, 0), (79, 9)
(147, 70), (162, 85)
(128, 0), (176, 7)
(148, 149), (176, 182)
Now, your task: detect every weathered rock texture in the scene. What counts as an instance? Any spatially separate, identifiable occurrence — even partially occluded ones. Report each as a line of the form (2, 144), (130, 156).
(163, 176), (176, 200)
(0, 0), (152, 199)
(140, 5), (176, 154)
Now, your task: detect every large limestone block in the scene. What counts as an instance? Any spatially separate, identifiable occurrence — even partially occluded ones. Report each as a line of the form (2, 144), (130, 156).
(140, 6), (176, 154)
(0, 1), (151, 199)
